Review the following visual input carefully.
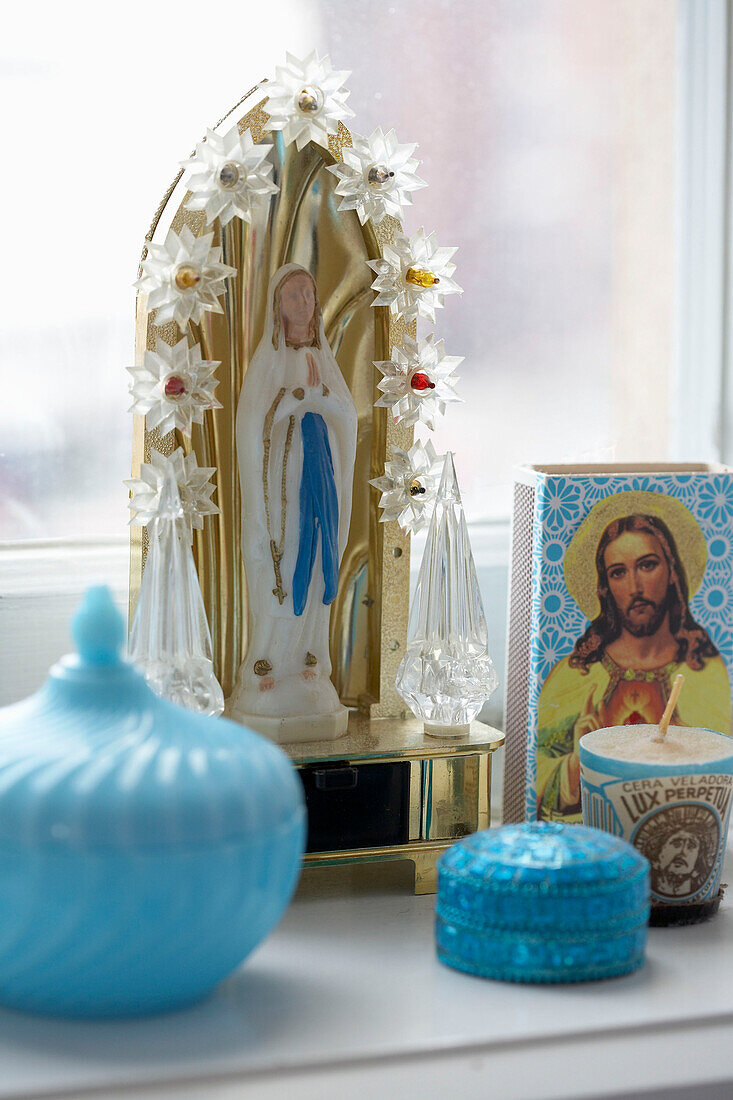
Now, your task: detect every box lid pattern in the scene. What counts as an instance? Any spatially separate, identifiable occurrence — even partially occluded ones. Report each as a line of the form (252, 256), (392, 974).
(436, 822), (650, 983)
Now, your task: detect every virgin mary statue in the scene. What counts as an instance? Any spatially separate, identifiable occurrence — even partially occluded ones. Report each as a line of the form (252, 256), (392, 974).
(227, 264), (358, 742)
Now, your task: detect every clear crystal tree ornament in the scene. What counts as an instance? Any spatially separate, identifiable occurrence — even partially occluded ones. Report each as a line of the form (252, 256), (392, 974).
(264, 50), (354, 151)
(327, 126), (426, 225)
(369, 438), (444, 536)
(367, 228), (462, 324)
(181, 125), (279, 226)
(135, 225), (236, 332)
(375, 334), (463, 429)
(125, 447), (219, 535)
(127, 337), (221, 437)
(129, 468), (224, 716)
(395, 453), (498, 735)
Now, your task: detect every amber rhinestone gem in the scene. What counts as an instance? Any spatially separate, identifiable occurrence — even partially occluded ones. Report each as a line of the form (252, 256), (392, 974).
(405, 266), (440, 289)
(174, 265), (201, 291)
(297, 86), (322, 114)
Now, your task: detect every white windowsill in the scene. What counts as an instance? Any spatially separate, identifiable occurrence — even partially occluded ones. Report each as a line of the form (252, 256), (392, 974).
(0, 538), (130, 598)
(0, 539), (130, 704)
(0, 522), (511, 713)
(0, 847), (731, 1099)
(0, 519), (509, 596)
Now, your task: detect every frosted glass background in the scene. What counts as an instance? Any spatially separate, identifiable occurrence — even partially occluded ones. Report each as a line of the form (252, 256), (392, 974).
(0, 0), (675, 539)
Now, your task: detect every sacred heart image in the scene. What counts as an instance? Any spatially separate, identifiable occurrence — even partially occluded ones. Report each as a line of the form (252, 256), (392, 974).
(536, 489), (732, 821)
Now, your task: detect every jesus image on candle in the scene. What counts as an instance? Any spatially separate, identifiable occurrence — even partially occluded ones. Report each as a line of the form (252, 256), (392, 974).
(227, 264), (358, 742)
(537, 493), (731, 822)
(634, 805), (719, 901)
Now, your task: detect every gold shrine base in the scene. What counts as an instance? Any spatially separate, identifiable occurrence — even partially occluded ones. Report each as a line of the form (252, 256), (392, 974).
(282, 713), (505, 895)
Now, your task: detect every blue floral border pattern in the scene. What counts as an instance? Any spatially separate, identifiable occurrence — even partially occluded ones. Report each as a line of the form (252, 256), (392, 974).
(524, 473), (733, 820)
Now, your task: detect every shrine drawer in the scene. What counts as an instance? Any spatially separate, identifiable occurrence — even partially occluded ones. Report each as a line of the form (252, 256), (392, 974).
(299, 761), (411, 853)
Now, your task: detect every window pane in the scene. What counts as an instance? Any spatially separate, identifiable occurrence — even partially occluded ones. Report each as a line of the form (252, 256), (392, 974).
(316, 0), (676, 519)
(0, 0), (676, 538)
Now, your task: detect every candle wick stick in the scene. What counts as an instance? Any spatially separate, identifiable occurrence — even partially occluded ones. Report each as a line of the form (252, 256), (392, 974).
(654, 673), (685, 742)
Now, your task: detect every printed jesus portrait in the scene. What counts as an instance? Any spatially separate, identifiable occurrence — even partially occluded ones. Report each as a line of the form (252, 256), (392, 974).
(636, 804), (720, 901)
(227, 264), (358, 741)
(648, 823), (709, 898)
(537, 508), (731, 822)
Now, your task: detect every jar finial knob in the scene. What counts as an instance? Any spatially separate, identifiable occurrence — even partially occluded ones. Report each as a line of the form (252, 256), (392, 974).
(71, 586), (125, 666)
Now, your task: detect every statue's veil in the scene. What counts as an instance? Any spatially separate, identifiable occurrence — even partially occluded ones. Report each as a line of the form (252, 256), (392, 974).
(240, 262), (352, 414)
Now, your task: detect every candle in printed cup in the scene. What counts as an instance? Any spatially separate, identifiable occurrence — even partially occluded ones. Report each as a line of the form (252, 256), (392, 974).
(579, 716), (733, 926)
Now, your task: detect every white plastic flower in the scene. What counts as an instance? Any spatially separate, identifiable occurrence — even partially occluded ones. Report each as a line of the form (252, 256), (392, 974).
(368, 228), (461, 323)
(135, 226), (236, 332)
(327, 127), (426, 225)
(264, 50), (354, 151)
(125, 447), (219, 533)
(375, 334), (463, 430)
(370, 439), (444, 535)
(181, 125), (279, 226)
(127, 337), (222, 437)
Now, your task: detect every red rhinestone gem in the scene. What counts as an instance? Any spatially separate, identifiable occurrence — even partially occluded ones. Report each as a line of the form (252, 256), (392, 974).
(164, 375), (186, 398)
(410, 371), (435, 392)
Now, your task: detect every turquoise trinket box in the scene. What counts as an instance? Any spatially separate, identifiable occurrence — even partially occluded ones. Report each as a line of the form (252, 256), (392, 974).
(436, 822), (650, 983)
(0, 587), (306, 1018)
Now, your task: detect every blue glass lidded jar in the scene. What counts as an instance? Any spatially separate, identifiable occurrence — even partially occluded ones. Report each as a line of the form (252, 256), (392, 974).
(0, 587), (306, 1017)
(436, 822), (650, 983)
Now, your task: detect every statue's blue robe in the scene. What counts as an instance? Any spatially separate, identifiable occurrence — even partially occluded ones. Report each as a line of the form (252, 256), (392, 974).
(293, 412), (339, 616)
